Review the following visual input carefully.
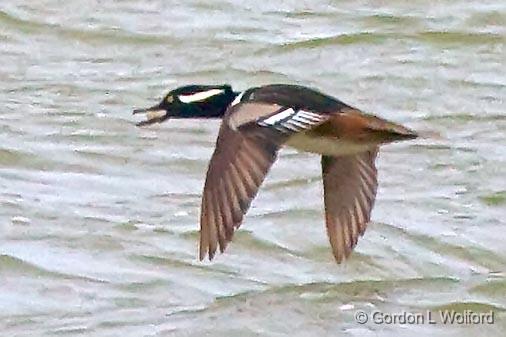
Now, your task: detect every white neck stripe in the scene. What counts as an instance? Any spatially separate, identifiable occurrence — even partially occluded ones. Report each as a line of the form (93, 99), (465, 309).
(230, 91), (245, 106)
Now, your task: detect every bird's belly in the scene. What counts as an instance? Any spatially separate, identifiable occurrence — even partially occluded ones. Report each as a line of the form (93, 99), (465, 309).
(286, 134), (373, 156)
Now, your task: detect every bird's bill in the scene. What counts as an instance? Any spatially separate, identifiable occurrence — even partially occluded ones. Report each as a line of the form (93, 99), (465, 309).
(132, 105), (168, 126)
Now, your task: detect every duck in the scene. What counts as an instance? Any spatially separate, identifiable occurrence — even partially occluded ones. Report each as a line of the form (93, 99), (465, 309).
(134, 83), (418, 263)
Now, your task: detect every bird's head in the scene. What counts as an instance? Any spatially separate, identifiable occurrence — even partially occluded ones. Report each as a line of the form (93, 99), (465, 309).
(133, 84), (238, 126)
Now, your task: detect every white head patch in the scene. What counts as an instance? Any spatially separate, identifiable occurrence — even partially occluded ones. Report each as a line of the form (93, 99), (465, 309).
(178, 89), (225, 103)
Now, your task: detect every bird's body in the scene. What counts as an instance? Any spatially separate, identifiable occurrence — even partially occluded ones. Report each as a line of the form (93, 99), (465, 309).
(134, 83), (418, 263)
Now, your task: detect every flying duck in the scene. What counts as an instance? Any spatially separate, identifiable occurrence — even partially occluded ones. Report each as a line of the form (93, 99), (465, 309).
(134, 84), (418, 263)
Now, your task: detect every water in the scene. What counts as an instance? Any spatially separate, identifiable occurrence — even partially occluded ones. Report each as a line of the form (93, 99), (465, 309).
(0, 1), (505, 336)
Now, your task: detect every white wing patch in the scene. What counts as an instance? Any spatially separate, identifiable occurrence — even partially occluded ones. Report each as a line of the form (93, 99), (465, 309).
(261, 108), (296, 125)
(178, 89), (225, 103)
(258, 108), (325, 133)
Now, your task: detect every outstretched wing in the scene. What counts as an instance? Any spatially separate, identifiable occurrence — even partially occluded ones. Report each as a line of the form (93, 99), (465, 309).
(321, 150), (378, 263)
(200, 112), (280, 260)
(200, 99), (330, 261)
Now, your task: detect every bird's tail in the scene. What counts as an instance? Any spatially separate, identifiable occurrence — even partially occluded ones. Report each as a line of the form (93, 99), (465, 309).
(338, 108), (419, 144)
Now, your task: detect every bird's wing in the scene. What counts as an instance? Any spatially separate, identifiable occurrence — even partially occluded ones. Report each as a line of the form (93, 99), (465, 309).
(200, 105), (285, 260)
(228, 102), (329, 136)
(321, 149), (378, 263)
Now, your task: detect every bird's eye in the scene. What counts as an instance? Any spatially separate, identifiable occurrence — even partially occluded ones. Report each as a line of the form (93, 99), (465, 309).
(166, 95), (174, 103)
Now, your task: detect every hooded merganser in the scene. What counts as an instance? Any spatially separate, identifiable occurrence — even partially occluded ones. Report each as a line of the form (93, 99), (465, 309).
(134, 84), (418, 263)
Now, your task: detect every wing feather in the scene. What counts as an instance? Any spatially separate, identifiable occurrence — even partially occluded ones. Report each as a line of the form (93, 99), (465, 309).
(200, 118), (280, 260)
(321, 150), (378, 263)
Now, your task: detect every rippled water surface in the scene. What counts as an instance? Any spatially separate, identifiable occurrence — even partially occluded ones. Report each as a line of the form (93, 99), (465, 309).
(1, 1), (505, 336)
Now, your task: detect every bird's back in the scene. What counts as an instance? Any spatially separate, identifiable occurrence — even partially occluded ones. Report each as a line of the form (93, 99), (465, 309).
(238, 84), (352, 114)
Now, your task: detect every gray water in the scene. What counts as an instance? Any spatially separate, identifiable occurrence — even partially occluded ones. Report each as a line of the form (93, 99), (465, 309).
(0, 1), (505, 336)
